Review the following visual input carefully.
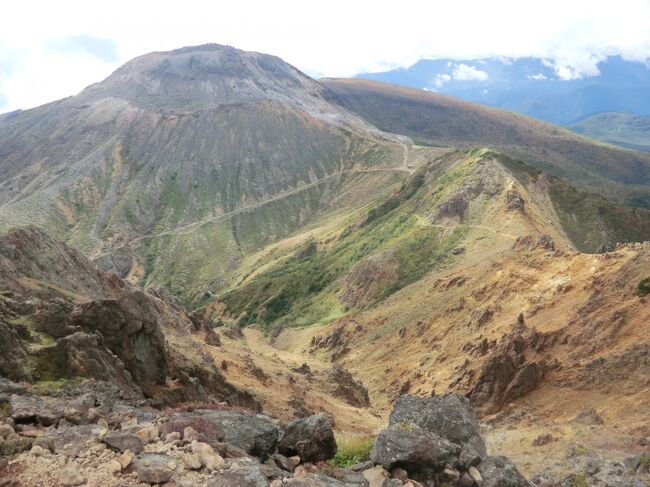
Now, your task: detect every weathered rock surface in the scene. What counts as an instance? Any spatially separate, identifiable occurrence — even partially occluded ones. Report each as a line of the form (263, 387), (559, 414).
(478, 456), (529, 487)
(389, 394), (487, 459)
(326, 365), (370, 407)
(469, 317), (555, 415)
(0, 227), (258, 408)
(195, 410), (281, 458)
(102, 431), (144, 454)
(370, 427), (460, 477)
(159, 413), (225, 445)
(277, 414), (337, 462)
(129, 453), (175, 484)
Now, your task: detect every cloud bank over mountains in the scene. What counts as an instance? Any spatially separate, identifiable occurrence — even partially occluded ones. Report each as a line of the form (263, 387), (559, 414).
(1, 0), (650, 112)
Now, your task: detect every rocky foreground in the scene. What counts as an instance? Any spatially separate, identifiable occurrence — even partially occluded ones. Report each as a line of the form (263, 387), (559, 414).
(0, 376), (531, 487)
(2, 377), (649, 487)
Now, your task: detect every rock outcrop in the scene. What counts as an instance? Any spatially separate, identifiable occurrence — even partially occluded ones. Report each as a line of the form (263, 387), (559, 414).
(277, 414), (337, 462)
(326, 365), (370, 407)
(0, 227), (257, 408)
(468, 316), (557, 415)
(369, 393), (527, 486)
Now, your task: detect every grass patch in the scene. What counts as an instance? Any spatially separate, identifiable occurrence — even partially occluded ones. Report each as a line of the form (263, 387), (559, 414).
(32, 377), (81, 393)
(573, 473), (588, 487)
(328, 435), (375, 468)
(637, 277), (650, 297)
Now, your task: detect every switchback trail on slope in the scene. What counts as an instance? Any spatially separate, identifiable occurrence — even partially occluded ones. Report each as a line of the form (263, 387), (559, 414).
(92, 165), (412, 259)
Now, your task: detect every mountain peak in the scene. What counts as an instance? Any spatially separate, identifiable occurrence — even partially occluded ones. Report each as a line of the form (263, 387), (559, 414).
(79, 43), (323, 112)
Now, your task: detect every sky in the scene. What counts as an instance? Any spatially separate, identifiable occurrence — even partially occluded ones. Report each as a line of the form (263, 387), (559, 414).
(2, 0), (650, 112)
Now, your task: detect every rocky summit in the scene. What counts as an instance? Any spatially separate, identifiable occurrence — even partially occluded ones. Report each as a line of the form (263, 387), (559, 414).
(1, 43), (650, 487)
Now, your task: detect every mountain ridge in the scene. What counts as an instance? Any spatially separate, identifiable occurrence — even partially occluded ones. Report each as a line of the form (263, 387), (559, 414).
(323, 78), (650, 208)
(356, 55), (650, 124)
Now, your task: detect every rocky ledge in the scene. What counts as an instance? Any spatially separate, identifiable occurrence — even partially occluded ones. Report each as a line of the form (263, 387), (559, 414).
(0, 377), (534, 487)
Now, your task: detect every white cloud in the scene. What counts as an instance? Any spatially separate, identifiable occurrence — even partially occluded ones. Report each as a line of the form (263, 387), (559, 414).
(451, 64), (489, 81)
(433, 73), (451, 87)
(1, 0), (650, 111)
(528, 73), (548, 80)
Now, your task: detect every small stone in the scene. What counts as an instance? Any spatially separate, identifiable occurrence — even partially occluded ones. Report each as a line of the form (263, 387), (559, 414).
(63, 407), (86, 425)
(90, 443), (106, 453)
(131, 453), (174, 484)
(191, 440), (225, 470)
(469, 466), (483, 486)
(443, 466), (461, 482)
(363, 465), (391, 486)
(32, 437), (51, 451)
(165, 432), (181, 443)
(59, 467), (86, 486)
(183, 426), (200, 443)
(121, 418), (138, 429)
(288, 455), (301, 468)
(182, 452), (202, 470)
(30, 445), (49, 456)
(459, 472), (474, 487)
(117, 450), (135, 469)
(107, 460), (122, 475)
(0, 424), (14, 439)
(136, 425), (159, 444)
(86, 408), (102, 424)
(102, 431), (144, 454)
(392, 467), (409, 480)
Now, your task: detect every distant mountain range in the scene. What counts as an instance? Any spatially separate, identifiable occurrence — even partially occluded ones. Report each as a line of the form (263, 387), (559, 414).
(356, 56), (650, 125)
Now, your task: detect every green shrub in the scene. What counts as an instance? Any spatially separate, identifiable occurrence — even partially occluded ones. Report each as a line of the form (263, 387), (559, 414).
(573, 473), (588, 487)
(637, 277), (650, 297)
(328, 436), (375, 468)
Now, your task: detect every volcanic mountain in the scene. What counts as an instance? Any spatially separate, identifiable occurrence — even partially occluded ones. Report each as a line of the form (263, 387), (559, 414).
(1, 45), (650, 484)
(0, 44), (408, 303)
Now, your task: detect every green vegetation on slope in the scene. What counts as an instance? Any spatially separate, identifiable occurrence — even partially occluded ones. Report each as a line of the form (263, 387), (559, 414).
(217, 153), (489, 329)
(214, 148), (650, 328)
(547, 176), (650, 252)
(568, 112), (650, 152)
(638, 277), (650, 297)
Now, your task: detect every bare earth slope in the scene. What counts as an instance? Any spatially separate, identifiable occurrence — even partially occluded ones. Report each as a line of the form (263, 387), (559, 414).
(200, 149), (650, 481)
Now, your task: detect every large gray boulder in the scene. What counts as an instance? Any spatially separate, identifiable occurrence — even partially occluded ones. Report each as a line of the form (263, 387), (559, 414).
(389, 394), (487, 459)
(370, 427), (460, 478)
(277, 414), (337, 462)
(158, 413), (225, 445)
(195, 410), (281, 459)
(206, 464), (270, 486)
(102, 431), (144, 454)
(129, 453), (175, 484)
(478, 456), (529, 487)
(9, 394), (63, 426)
